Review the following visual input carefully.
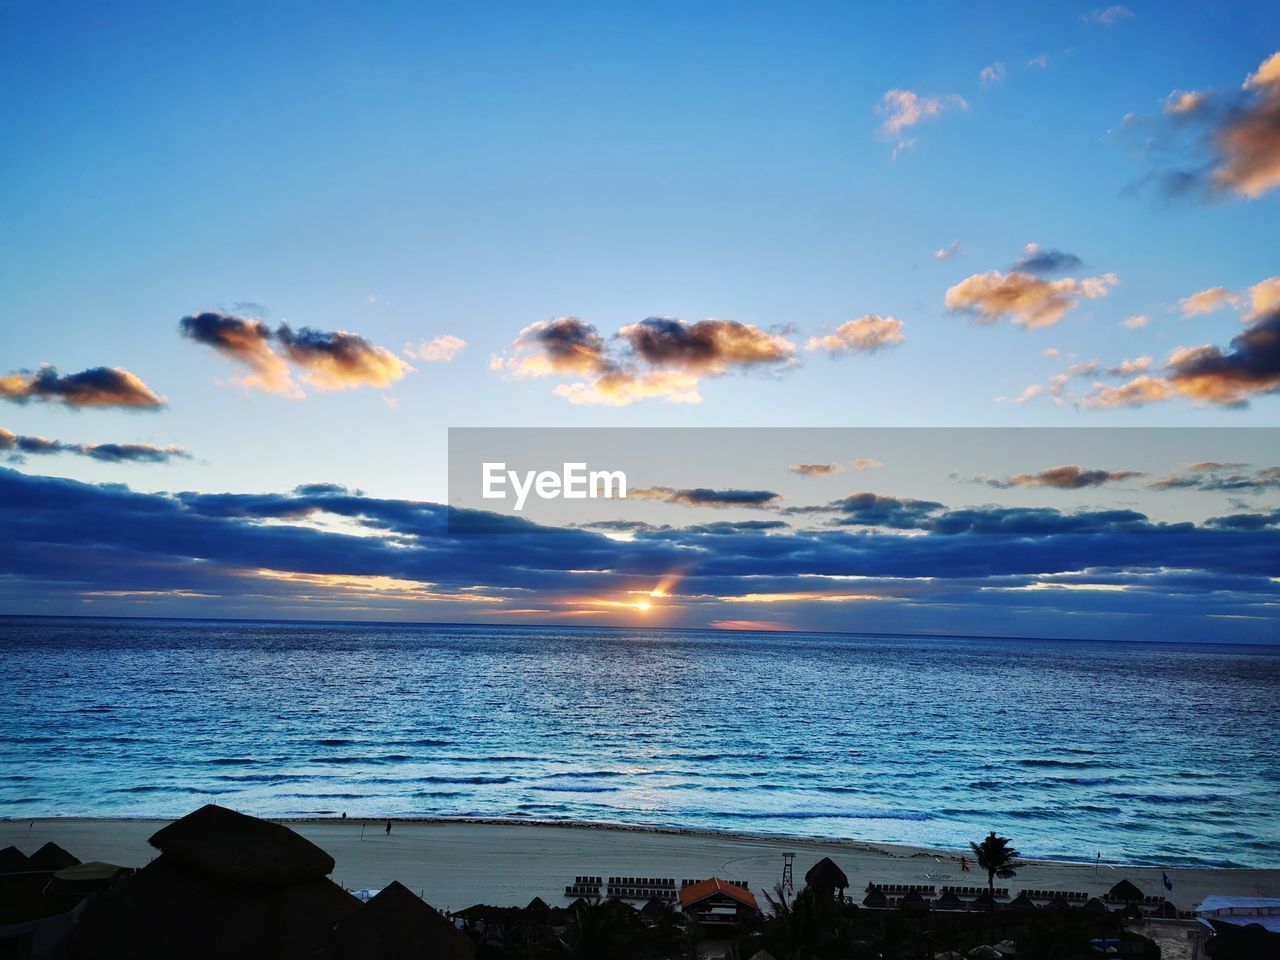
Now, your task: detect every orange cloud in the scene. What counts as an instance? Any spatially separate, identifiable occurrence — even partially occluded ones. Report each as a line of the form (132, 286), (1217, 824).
(945, 270), (1117, 328)
(276, 324), (411, 391)
(807, 315), (904, 354)
(0, 366), (165, 409)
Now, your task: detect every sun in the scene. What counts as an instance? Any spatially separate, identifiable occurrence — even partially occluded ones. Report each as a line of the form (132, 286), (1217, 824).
(635, 599), (652, 612)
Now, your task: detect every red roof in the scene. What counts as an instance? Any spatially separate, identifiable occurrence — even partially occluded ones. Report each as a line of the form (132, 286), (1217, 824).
(678, 877), (759, 911)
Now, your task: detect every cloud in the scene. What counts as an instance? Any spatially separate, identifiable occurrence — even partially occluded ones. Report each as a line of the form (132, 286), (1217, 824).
(979, 63), (1006, 86)
(618, 317), (796, 372)
(276, 323), (412, 391)
(946, 270), (1118, 328)
(3, 468), (1277, 640)
(629, 486), (782, 509)
(1010, 243), (1084, 276)
(1026, 54), (1049, 69)
(1123, 314), (1150, 329)
(179, 311), (297, 395)
(786, 492), (946, 529)
(1244, 277), (1280, 322)
(0, 428), (190, 464)
(404, 334), (466, 363)
(1087, 296), (1280, 409)
(1081, 375), (1175, 409)
(491, 317), (611, 379)
(1150, 465), (1280, 493)
(806, 315), (904, 354)
(181, 311), (410, 394)
(1180, 286), (1239, 317)
(876, 89), (968, 155)
(1108, 356), (1152, 376)
(0, 366), (164, 410)
(790, 463), (842, 477)
(493, 316), (796, 406)
(933, 241), (963, 260)
(1082, 5), (1133, 25)
(1127, 51), (1280, 201)
(990, 465), (1146, 490)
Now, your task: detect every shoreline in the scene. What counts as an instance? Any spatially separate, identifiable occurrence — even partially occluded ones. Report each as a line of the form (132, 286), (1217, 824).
(3, 814), (1268, 871)
(4, 816), (1276, 911)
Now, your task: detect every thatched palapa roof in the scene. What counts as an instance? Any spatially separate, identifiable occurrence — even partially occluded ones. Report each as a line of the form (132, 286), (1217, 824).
(1084, 896), (1108, 915)
(804, 856), (848, 895)
(862, 889), (888, 908)
(900, 889), (927, 909)
(322, 881), (474, 960)
(72, 806), (359, 960)
(149, 803), (334, 886)
(27, 841), (80, 872)
(1009, 892), (1037, 911)
(1108, 878), (1143, 902)
(935, 890), (964, 910)
(0, 845), (29, 873)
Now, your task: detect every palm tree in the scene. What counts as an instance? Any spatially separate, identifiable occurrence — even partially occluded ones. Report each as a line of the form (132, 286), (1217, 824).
(970, 831), (1021, 913)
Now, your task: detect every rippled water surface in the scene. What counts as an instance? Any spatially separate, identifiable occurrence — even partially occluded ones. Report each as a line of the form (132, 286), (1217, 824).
(3, 617), (1278, 867)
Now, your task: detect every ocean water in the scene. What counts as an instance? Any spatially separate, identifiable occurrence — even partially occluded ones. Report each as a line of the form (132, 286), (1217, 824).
(2, 617), (1278, 868)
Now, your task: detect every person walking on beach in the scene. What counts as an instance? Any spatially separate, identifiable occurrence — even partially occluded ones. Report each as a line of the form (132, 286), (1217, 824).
(959, 855), (970, 872)
(385, 820), (392, 836)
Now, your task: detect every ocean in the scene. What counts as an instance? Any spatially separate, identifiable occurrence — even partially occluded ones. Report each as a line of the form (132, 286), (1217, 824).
(3, 616), (1278, 868)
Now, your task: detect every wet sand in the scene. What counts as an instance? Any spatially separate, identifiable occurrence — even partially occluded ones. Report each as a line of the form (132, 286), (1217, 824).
(3, 817), (1276, 912)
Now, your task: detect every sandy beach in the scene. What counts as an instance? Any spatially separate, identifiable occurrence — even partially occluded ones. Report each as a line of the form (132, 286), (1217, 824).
(4, 817), (1276, 913)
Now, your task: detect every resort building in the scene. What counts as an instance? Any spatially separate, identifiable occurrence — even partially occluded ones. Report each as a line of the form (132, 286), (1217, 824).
(677, 877), (760, 928)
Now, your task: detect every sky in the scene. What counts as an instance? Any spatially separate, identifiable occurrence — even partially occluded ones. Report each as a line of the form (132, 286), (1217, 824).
(1, 1), (1278, 639)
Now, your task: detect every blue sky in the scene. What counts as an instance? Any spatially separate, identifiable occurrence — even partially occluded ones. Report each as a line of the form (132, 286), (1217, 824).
(2, 1), (1278, 636)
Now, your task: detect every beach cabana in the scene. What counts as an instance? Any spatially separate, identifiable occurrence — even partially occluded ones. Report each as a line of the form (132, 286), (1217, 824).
(1153, 899), (1178, 919)
(678, 877), (759, 927)
(900, 889), (928, 911)
(26, 842), (79, 872)
(640, 897), (670, 922)
(804, 857), (848, 900)
(0, 846), (30, 874)
(1108, 879), (1143, 903)
(1009, 892), (1038, 912)
(971, 890), (997, 911)
(1084, 896), (1108, 916)
(1047, 895), (1072, 912)
(70, 804), (360, 960)
(321, 881), (474, 960)
(862, 889), (888, 909)
(935, 890), (964, 911)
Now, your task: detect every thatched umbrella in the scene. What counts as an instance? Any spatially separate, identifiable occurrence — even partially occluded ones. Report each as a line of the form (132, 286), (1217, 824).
(804, 857), (848, 899)
(935, 890), (964, 911)
(149, 804), (335, 885)
(71, 805), (360, 960)
(640, 897), (669, 920)
(971, 890), (996, 911)
(1153, 899), (1177, 919)
(1083, 896), (1108, 916)
(525, 896), (550, 916)
(862, 889), (887, 909)
(26, 841), (79, 872)
(899, 889), (928, 912)
(1008, 892), (1037, 912)
(567, 897), (589, 912)
(1107, 879), (1143, 903)
(322, 881), (474, 960)
(1121, 901), (1144, 920)
(0, 845), (29, 873)
(1046, 894), (1071, 912)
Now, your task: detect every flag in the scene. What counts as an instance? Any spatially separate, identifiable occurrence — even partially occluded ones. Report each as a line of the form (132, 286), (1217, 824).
(1162, 871), (1173, 891)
